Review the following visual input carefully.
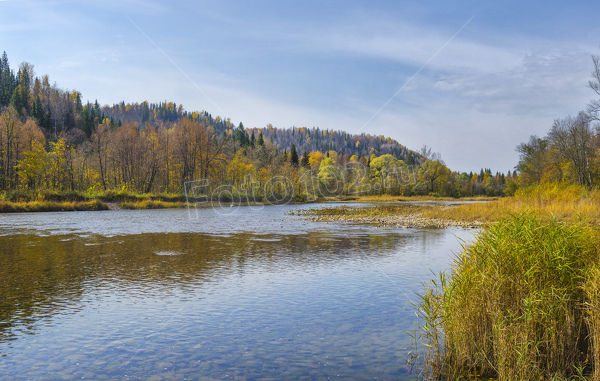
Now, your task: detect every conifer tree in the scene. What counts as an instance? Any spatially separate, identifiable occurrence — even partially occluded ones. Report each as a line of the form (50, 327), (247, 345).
(290, 144), (299, 166)
(301, 151), (310, 168)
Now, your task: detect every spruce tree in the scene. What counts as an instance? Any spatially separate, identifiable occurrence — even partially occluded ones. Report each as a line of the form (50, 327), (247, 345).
(290, 144), (299, 166)
(301, 151), (310, 168)
(406, 152), (415, 166)
(0, 51), (15, 107)
(10, 85), (25, 117)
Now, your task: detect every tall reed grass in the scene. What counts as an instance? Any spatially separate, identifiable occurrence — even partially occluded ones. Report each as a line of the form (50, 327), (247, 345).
(413, 212), (600, 380)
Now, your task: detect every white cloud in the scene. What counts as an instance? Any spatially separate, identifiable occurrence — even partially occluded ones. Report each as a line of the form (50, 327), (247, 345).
(6, 0), (598, 174)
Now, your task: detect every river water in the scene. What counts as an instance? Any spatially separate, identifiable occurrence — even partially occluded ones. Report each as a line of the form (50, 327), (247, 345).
(0, 203), (476, 380)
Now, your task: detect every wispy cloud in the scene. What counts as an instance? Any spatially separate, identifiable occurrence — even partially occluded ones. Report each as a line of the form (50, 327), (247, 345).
(356, 15), (476, 134)
(3, 0), (598, 173)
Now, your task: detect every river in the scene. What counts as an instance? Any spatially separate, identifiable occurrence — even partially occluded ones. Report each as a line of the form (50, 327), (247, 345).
(0, 203), (476, 380)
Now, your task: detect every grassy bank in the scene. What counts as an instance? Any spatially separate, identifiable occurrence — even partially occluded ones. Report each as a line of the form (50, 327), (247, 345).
(0, 199), (108, 213)
(0, 188), (306, 212)
(0, 189), (190, 212)
(120, 200), (189, 209)
(413, 212), (600, 380)
(350, 194), (497, 202)
(0, 189), (188, 203)
(303, 184), (600, 226)
(417, 183), (600, 224)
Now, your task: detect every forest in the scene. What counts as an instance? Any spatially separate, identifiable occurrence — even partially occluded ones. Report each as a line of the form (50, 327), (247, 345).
(0, 51), (517, 202)
(512, 54), (600, 191)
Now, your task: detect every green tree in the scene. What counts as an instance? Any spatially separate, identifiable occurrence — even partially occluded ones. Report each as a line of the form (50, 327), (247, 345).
(419, 160), (450, 193)
(0, 51), (15, 107)
(290, 144), (299, 166)
(370, 154), (401, 194)
(10, 85), (26, 117)
(300, 151), (310, 168)
(318, 156), (341, 195)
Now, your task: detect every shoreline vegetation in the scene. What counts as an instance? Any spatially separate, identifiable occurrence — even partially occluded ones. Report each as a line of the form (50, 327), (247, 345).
(398, 53), (600, 379)
(0, 189), (191, 213)
(296, 183), (600, 228)
(0, 55), (513, 218)
(406, 184), (600, 380)
(300, 183), (600, 379)
(412, 211), (600, 381)
(0, 191), (496, 214)
(0, 189), (307, 213)
(2, 182), (599, 222)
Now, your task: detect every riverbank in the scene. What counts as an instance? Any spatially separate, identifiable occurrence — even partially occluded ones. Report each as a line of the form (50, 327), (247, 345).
(298, 184), (600, 229)
(0, 190), (190, 212)
(0, 199), (109, 213)
(330, 194), (498, 203)
(0, 189), (307, 213)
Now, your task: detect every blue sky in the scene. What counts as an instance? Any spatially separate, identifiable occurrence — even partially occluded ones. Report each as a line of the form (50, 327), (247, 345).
(1, 0), (599, 173)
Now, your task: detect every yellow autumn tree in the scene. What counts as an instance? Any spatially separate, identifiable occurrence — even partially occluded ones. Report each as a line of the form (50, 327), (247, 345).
(308, 151), (324, 172)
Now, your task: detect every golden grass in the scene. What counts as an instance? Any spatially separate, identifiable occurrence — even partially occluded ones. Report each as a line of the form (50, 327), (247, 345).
(0, 189), (191, 213)
(0, 199), (108, 213)
(344, 194), (497, 203)
(420, 183), (600, 225)
(120, 200), (189, 209)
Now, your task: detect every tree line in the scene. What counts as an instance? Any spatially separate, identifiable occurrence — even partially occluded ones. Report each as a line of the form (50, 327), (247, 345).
(516, 52), (600, 190)
(0, 51), (513, 199)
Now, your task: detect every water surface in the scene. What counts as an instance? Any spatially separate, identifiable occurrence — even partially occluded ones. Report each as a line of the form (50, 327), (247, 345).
(0, 204), (475, 380)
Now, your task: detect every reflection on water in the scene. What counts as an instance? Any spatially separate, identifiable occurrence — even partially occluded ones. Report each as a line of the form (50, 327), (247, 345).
(0, 204), (475, 380)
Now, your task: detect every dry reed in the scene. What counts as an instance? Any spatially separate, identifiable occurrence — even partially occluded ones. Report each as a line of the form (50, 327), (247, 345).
(413, 212), (600, 380)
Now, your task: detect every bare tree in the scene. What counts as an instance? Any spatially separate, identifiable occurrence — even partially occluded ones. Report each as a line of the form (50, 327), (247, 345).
(588, 54), (600, 121)
(516, 135), (549, 186)
(547, 112), (594, 186)
(419, 145), (444, 164)
(90, 120), (110, 190)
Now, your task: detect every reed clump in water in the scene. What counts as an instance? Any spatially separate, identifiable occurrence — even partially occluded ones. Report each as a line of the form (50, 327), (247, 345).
(414, 212), (600, 380)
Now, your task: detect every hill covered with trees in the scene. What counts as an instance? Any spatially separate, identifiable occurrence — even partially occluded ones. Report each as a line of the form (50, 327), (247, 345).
(0, 51), (513, 201)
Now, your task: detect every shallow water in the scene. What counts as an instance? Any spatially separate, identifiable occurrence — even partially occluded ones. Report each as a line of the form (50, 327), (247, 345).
(0, 203), (476, 380)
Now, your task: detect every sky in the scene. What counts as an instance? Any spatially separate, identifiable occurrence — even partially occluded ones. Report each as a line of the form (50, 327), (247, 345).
(1, 0), (600, 173)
